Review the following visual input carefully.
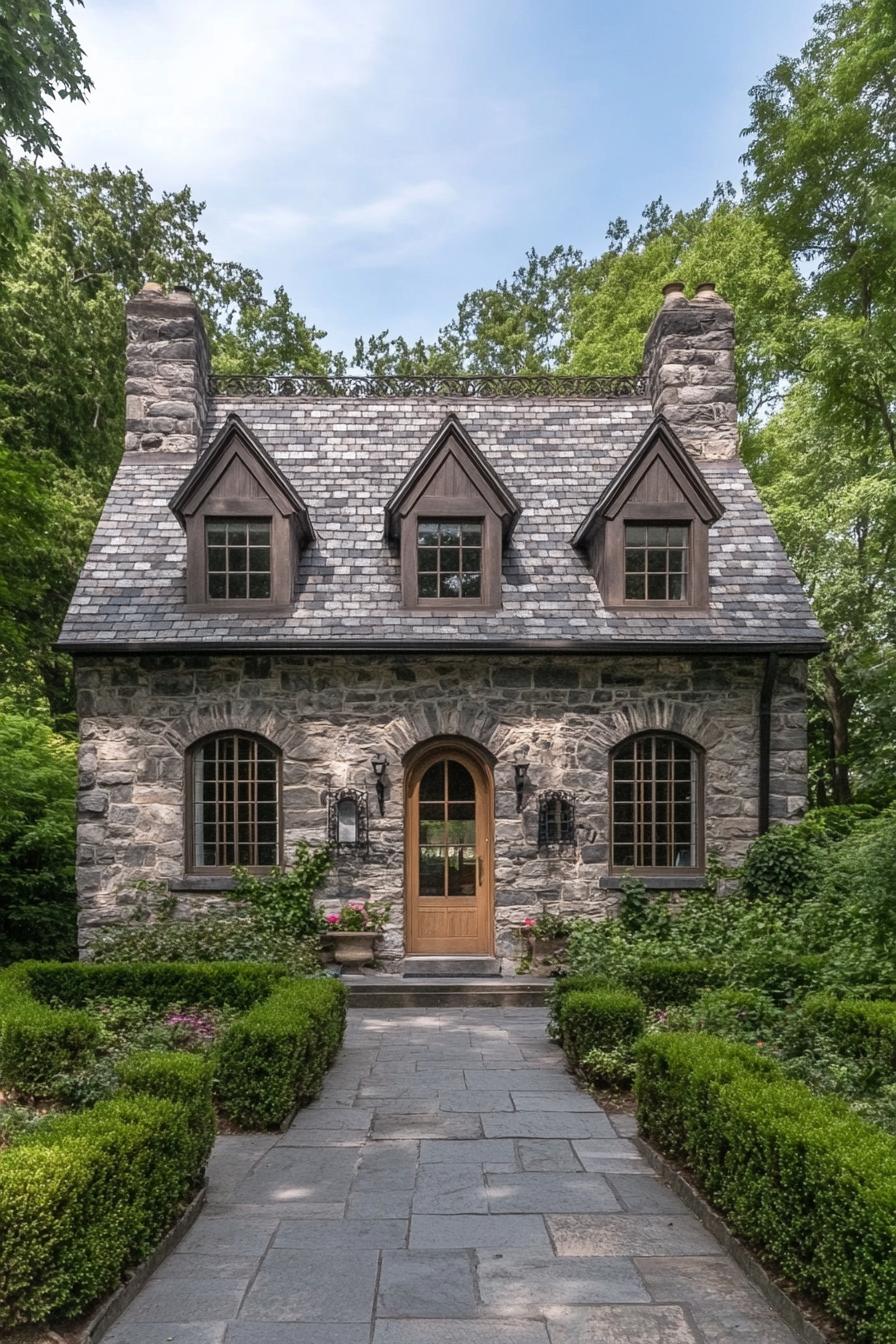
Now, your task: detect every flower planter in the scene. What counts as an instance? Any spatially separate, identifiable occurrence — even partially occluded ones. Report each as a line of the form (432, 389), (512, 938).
(327, 930), (379, 968)
(318, 937), (336, 966)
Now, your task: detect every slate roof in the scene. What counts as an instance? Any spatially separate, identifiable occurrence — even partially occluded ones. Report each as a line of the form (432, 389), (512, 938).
(58, 396), (825, 653)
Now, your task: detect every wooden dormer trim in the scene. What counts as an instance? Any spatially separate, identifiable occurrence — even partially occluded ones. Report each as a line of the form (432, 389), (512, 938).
(168, 414), (312, 610)
(572, 416), (725, 613)
(385, 415), (520, 610)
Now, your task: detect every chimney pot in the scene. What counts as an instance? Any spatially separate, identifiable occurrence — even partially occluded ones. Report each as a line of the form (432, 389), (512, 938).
(695, 282), (722, 302)
(140, 281), (164, 295)
(662, 281), (686, 304)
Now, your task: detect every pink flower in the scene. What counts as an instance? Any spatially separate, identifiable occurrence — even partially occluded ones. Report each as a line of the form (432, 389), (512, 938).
(325, 912), (340, 925)
(523, 918), (535, 927)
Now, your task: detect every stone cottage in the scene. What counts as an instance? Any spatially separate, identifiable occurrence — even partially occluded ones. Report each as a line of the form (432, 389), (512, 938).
(59, 281), (824, 969)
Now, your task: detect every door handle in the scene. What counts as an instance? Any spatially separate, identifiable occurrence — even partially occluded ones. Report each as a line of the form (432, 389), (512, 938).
(478, 855), (484, 885)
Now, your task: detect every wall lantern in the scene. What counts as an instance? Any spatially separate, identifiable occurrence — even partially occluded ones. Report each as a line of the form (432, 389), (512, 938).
(513, 754), (530, 813)
(327, 786), (369, 853)
(371, 753), (388, 816)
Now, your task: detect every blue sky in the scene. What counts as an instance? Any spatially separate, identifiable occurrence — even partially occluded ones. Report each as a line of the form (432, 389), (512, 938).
(55, 0), (819, 357)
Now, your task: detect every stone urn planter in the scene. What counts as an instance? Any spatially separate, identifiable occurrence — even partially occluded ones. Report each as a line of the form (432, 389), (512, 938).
(327, 930), (379, 968)
(527, 935), (567, 975)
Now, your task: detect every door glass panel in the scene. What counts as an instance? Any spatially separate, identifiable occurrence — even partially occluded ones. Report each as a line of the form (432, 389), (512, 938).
(417, 757), (478, 899)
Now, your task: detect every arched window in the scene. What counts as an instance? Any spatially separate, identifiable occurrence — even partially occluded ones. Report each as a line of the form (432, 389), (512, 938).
(610, 734), (702, 874)
(189, 732), (280, 872)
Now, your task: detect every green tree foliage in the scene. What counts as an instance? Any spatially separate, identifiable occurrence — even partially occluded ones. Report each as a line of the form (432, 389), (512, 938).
(0, 165), (338, 716)
(354, 245), (583, 374)
(743, 0), (896, 803)
(0, 0), (90, 264)
(569, 192), (803, 425)
(0, 705), (77, 963)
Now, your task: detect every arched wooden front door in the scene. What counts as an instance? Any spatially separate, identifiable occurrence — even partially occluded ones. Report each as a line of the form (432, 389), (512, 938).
(404, 741), (494, 955)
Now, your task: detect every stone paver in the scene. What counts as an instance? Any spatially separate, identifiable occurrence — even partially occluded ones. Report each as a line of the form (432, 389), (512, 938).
(104, 1006), (800, 1343)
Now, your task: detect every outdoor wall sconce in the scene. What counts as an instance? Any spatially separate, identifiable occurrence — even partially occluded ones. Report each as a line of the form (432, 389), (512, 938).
(371, 753), (388, 816)
(327, 786), (369, 853)
(513, 754), (529, 812)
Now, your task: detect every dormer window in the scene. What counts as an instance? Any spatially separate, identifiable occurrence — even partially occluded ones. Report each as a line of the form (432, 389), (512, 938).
(417, 519), (483, 600)
(169, 414), (312, 612)
(206, 519), (272, 601)
(385, 415), (520, 611)
(572, 417), (723, 613)
(624, 523), (689, 603)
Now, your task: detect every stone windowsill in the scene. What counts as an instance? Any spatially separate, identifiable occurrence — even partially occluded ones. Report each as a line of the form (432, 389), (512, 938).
(599, 874), (707, 891)
(169, 876), (237, 893)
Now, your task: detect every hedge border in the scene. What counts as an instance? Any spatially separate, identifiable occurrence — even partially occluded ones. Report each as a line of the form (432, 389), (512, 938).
(0, 961), (347, 1127)
(636, 1031), (896, 1344)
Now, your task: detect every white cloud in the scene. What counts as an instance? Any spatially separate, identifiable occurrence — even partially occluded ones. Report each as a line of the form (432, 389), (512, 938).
(334, 180), (457, 233)
(53, 0), (396, 181)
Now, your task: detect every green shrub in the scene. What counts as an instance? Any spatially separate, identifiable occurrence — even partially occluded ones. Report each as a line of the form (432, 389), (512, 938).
(117, 1050), (215, 1169)
(230, 840), (332, 938)
(545, 974), (607, 1039)
(733, 951), (826, 1004)
(739, 816), (829, 905)
(621, 957), (726, 1007)
(797, 994), (896, 1077)
(0, 707), (77, 965)
(22, 960), (286, 1011)
(0, 1060), (215, 1326)
(0, 965), (101, 1096)
(686, 987), (780, 1046)
(0, 961), (286, 1097)
(91, 909), (321, 976)
(636, 1032), (896, 1343)
(215, 977), (346, 1128)
(558, 987), (646, 1070)
(579, 1045), (638, 1089)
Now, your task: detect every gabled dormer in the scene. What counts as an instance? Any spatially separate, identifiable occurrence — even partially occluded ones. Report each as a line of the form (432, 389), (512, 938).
(385, 415), (520, 610)
(572, 416), (724, 611)
(169, 413), (312, 611)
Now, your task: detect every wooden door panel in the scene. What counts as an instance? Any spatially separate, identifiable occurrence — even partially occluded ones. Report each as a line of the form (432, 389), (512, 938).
(405, 746), (493, 955)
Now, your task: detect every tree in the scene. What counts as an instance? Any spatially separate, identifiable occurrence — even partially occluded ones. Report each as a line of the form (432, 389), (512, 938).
(569, 191), (803, 426)
(0, 0), (91, 265)
(0, 165), (338, 718)
(0, 702), (77, 963)
(743, 0), (896, 802)
(354, 245), (583, 375)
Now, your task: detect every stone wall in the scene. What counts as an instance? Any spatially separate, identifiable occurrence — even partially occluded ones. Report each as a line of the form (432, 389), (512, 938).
(124, 283), (210, 454)
(74, 652), (808, 965)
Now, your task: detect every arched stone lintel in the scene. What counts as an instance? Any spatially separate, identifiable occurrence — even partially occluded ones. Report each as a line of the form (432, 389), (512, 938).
(580, 698), (720, 753)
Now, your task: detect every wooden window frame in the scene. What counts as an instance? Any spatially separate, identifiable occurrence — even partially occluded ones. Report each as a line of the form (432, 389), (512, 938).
(205, 517), (273, 603)
(622, 517), (691, 606)
(401, 500), (502, 610)
(600, 505), (709, 611)
(609, 732), (704, 877)
(185, 500), (294, 613)
(185, 731), (283, 875)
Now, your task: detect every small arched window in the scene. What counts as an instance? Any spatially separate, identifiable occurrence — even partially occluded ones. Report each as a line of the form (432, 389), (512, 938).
(189, 732), (280, 872)
(610, 733), (702, 874)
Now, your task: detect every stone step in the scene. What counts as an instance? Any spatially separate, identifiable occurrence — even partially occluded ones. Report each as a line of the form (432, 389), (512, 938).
(344, 976), (548, 1008)
(400, 956), (501, 978)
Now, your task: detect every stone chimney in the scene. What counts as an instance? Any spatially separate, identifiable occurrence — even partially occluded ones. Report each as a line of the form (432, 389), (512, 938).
(642, 282), (738, 459)
(124, 282), (211, 453)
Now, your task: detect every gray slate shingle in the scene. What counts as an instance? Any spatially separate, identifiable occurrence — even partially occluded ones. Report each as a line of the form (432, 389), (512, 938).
(58, 396), (824, 650)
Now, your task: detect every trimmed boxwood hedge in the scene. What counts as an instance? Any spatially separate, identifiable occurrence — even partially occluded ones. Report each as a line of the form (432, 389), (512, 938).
(0, 1049), (215, 1327)
(216, 976), (347, 1127)
(797, 993), (896, 1075)
(619, 957), (727, 1007)
(558, 987), (646, 1069)
(636, 1031), (896, 1344)
(0, 960), (347, 1127)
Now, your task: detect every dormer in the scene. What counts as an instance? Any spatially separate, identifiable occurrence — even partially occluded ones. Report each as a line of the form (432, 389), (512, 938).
(572, 416), (724, 611)
(385, 415), (520, 610)
(169, 413), (312, 611)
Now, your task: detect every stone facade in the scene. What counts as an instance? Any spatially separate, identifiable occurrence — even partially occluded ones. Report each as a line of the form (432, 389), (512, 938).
(74, 651), (808, 967)
(643, 283), (738, 460)
(125, 283), (210, 454)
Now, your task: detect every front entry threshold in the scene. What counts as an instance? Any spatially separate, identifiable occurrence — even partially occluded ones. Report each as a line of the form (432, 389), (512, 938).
(401, 955), (501, 978)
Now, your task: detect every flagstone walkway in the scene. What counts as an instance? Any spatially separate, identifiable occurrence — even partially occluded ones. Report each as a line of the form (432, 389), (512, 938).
(105, 1006), (799, 1344)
